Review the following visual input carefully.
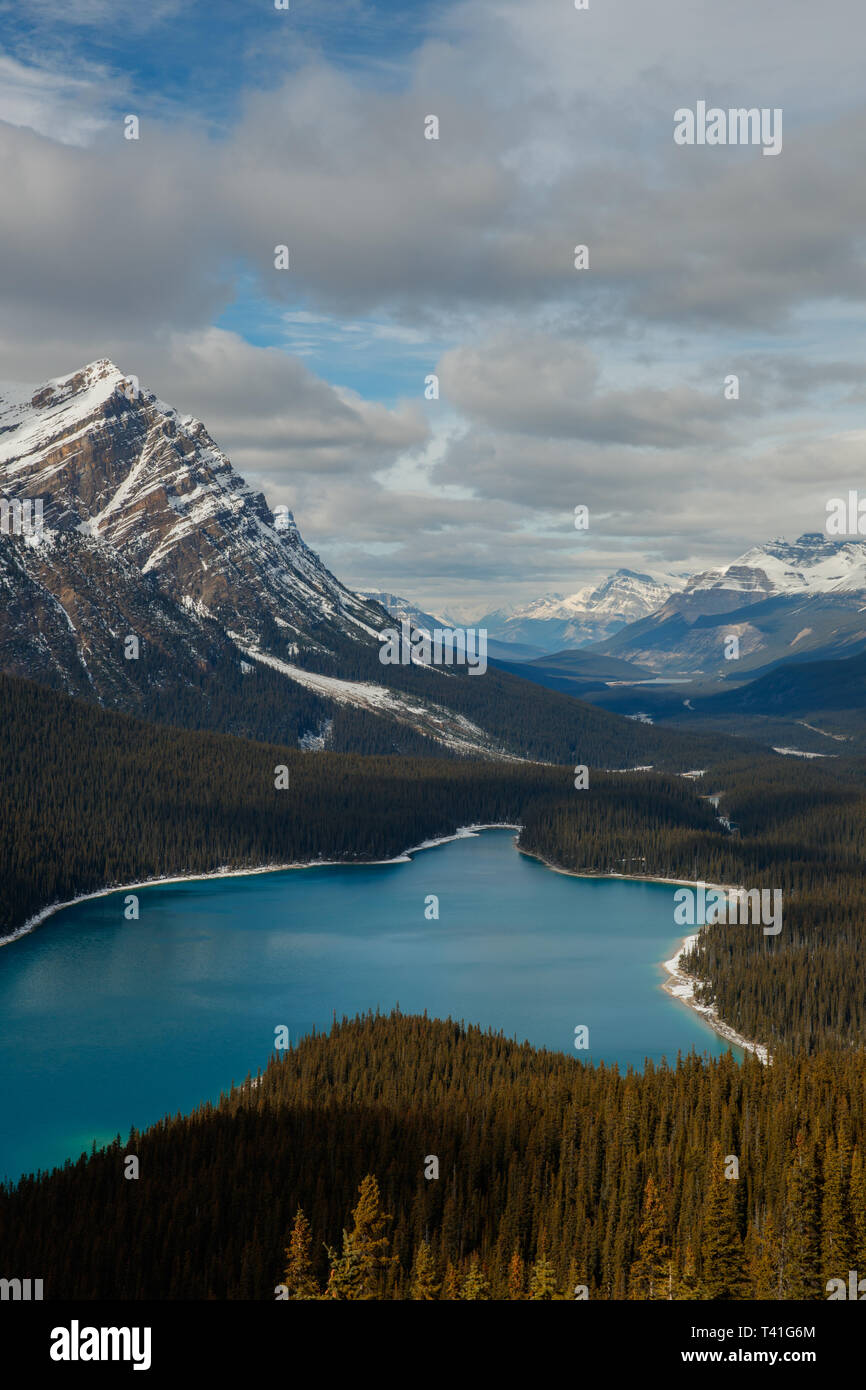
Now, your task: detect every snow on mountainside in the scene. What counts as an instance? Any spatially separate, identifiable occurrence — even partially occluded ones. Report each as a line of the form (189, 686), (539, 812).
(0, 360), (512, 753)
(480, 569), (686, 651)
(0, 360), (385, 653)
(684, 534), (866, 598)
(594, 535), (866, 676)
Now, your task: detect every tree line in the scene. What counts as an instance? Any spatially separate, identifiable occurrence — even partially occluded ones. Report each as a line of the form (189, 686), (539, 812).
(3, 1012), (865, 1300)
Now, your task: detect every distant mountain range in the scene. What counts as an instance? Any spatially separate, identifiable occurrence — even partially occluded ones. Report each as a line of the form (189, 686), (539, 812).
(458, 535), (866, 679)
(360, 590), (546, 662)
(477, 569), (685, 652)
(592, 535), (866, 677)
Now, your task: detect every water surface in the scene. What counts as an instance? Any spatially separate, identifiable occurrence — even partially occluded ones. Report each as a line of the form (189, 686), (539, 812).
(0, 829), (736, 1183)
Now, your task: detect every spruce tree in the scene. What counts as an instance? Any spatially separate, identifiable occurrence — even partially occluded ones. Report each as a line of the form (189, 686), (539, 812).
(850, 1148), (866, 1274)
(461, 1254), (492, 1300)
(700, 1143), (744, 1299)
(410, 1241), (441, 1300)
(528, 1234), (559, 1300)
(782, 1133), (821, 1299)
(629, 1175), (671, 1299)
(747, 1211), (782, 1299)
(283, 1207), (320, 1299)
(441, 1262), (462, 1300)
(820, 1133), (851, 1287)
(507, 1249), (526, 1300)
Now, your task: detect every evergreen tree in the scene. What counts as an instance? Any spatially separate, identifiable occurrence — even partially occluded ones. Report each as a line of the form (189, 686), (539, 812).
(282, 1207), (320, 1299)
(782, 1133), (821, 1299)
(461, 1254), (492, 1300)
(747, 1211), (782, 1300)
(850, 1148), (866, 1274)
(507, 1249), (525, 1301)
(410, 1241), (441, 1300)
(820, 1133), (851, 1286)
(629, 1175), (671, 1299)
(528, 1234), (558, 1300)
(323, 1236), (366, 1300)
(700, 1143), (743, 1299)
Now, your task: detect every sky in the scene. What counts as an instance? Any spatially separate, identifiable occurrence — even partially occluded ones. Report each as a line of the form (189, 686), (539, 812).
(1, 0), (865, 618)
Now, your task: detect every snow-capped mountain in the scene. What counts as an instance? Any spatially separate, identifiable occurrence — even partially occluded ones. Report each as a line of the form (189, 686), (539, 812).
(479, 569), (686, 652)
(0, 359), (385, 655)
(3, 360), (656, 763)
(683, 534), (866, 601)
(595, 535), (866, 676)
(0, 361), (519, 753)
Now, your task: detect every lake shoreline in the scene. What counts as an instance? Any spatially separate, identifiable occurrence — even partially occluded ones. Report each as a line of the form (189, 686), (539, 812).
(0, 822), (522, 949)
(516, 846), (770, 1065)
(1, 823), (771, 1066)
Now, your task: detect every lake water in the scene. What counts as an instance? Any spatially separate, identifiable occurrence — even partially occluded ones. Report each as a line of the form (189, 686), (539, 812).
(0, 828), (737, 1184)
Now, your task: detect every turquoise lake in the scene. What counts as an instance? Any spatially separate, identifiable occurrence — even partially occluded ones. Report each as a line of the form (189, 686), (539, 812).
(0, 828), (738, 1184)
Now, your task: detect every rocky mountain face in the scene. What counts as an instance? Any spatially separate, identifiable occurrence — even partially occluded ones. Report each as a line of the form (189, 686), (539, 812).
(5, 361), (666, 764)
(357, 590), (455, 637)
(0, 360), (386, 655)
(479, 569), (685, 652)
(0, 361), (520, 752)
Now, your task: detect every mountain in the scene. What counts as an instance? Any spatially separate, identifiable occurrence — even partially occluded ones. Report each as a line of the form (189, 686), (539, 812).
(0, 360), (740, 768)
(361, 589), (545, 662)
(479, 569), (685, 652)
(0, 360), (386, 655)
(356, 590), (456, 636)
(593, 535), (866, 676)
(696, 647), (866, 726)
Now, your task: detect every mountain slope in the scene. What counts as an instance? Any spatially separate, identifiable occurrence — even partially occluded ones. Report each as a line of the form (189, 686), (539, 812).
(593, 536), (866, 676)
(0, 359), (386, 653)
(0, 360), (744, 767)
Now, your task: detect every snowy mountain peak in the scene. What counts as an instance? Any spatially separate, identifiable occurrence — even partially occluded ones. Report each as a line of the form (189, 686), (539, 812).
(686, 533), (866, 598)
(0, 361), (387, 653)
(479, 568), (685, 651)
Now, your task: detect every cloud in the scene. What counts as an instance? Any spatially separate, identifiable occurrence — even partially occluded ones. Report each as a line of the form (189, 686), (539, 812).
(2, 0), (866, 611)
(0, 54), (117, 145)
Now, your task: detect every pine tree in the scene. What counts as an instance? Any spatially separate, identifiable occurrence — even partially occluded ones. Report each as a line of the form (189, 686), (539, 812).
(850, 1148), (866, 1274)
(747, 1211), (782, 1299)
(410, 1241), (441, 1300)
(528, 1233), (558, 1300)
(700, 1143), (743, 1299)
(821, 1133), (851, 1287)
(461, 1254), (492, 1300)
(507, 1249), (526, 1301)
(629, 1175), (671, 1299)
(323, 1236), (366, 1300)
(782, 1133), (821, 1299)
(324, 1174), (395, 1299)
(282, 1207), (320, 1299)
(441, 1261), (461, 1300)
(675, 1242), (701, 1300)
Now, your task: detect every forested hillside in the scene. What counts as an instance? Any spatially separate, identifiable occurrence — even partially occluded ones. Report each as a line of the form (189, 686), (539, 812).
(2, 1012), (863, 1300)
